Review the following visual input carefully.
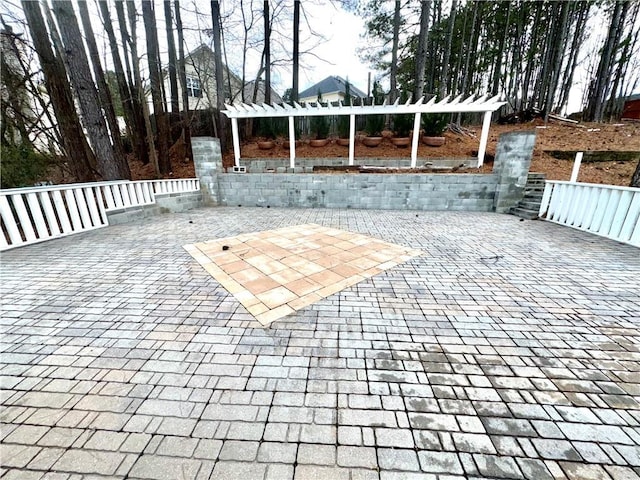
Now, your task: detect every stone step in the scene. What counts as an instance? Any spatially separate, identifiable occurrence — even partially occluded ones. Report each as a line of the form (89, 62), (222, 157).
(510, 207), (540, 220)
(519, 201), (542, 211)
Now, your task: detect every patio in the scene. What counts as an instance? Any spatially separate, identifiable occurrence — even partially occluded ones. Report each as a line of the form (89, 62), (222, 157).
(1, 207), (639, 480)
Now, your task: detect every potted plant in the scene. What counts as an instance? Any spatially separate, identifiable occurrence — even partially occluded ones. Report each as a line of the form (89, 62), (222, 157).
(422, 113), (448, 146)
(391, 113), (412, 147)
(256, 117), (276, 150)
(310, 115), (330, 147)
(363, 81), (385, 147)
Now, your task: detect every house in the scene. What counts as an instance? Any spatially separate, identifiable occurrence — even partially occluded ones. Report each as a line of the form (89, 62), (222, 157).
(622, 93), (640, 120)
(167, 44), (281, 111)
(298, 76), (367, 104)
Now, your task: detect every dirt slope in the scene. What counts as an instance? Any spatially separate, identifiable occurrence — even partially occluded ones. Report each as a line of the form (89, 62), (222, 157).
(131, 119), (640, 186)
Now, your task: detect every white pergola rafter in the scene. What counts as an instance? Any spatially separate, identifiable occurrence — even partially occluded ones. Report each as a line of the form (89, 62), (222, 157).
(222, 94), (506, 169)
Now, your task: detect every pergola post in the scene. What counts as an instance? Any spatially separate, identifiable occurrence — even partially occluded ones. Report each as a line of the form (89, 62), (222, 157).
(477, 110), (492, 167)
(348, 114), (356, 166)
(411, 112), (421, 168)
(288, 116), (296, 169)
(231, 117), (240, 167)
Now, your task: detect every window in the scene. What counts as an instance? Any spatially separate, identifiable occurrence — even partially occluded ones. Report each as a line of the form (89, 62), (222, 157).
(186, 76), (202, 98)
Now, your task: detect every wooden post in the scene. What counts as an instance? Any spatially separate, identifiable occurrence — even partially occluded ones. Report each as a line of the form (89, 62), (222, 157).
(570, 152), (583, 182)
(349, 114), (356, 166)
(411, 112), (421, 168)
(288, 116), (296, 169)
(477, 111), (492, 167)
(231, 117), (240, 167)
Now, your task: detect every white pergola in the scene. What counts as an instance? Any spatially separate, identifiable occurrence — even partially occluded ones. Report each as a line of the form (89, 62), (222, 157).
(222, 94), (506, 169)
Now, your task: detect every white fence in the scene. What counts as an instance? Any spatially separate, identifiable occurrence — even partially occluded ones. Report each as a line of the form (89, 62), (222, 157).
(1, 179), (199, 251)
(539, 181), (640, 247)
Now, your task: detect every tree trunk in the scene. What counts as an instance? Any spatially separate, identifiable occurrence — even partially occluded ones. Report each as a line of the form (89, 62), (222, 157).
(52, 1), (128, 180)
(21, 1), (95, 182)
(142, 1), (172, 175)
(543, 1), (569, 121)
(77, 0), (130, 179)
(492, 1), (510, 95)
(164, 1), (180, 114)
(389, 0), (401, 102)
(440, 0), (457, 97)
(99, 0), (148, 166)
(175, 0), (192, 162)
(558, 3), (589, 114)
(292, 0), (300, 102)
(127, 1), (158, 172)
(263, 1), (271, 104)
(414, 0), (431, 100)
(631, 161), (640, 188)
(210, 0), (227, 151)
(586, 1), (625, 121)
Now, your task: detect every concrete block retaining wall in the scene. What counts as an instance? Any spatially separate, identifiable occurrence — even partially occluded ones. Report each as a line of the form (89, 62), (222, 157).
(218, 173), (497, 211)
(106, 191), (203, 225)
(191, 132), (536, 213)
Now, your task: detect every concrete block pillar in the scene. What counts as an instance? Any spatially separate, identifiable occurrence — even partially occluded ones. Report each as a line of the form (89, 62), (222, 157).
(191, 136), (223, 205)
(493, 131), (536, 213)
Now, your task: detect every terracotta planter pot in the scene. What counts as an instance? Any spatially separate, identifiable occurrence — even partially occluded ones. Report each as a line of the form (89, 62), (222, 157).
(362, 136), (383, 147)
(391, 137), (411, 148)
(282, 140), (300, 149)
(257, 140), (275, 150)
(422, 136), (445, 147)
(310, 139), (329, 147)
(336, 138), (350, 146)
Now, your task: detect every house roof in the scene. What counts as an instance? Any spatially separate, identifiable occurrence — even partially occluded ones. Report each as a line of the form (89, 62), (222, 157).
(299, 76), (367, 101)
(242, 80), (283, 104)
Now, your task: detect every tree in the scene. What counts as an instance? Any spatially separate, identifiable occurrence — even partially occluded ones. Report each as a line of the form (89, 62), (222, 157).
(389, 0), (401, 103)
(414, 0), (431, 100)
(142, 0), (172, 175)
(175, 0), (193, 162)
(77, 0), (129, 178)
(210, 0), (227, 151)
(21, 2), (96, 183)
(98, 0), (148, 165)
(51, 1), (129, 180)
(292, 0), (300, 102)
(164, 1), (180, 113)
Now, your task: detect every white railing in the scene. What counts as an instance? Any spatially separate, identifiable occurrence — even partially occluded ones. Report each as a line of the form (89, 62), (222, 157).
(539, 181), (640, 247)
(1, 178), (199, 251)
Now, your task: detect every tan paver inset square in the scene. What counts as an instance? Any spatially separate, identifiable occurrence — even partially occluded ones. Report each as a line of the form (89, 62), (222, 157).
(184, 224), (422, 326)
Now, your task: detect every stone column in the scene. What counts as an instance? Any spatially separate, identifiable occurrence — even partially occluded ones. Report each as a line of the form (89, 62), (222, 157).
(191, 137), (223, 205)
(493, 131), (536, 213)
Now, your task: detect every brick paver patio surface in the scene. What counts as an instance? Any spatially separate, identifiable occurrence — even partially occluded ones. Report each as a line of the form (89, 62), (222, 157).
(1, 207), (639, 480)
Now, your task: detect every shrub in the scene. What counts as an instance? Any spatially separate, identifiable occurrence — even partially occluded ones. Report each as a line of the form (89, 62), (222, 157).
(311, 115), (329, 139)
(0, 144), (51, 189)
(422, 113), (448, 136)
(393, 114), (413, 137)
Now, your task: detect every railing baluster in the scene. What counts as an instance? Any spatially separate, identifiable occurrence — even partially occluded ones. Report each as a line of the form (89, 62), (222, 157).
(64, 189), (83, 231)
(11, 194), (36, 242)
(52, 190), (72, 233)
(26, 192), (48, 239)
(619, 193), (640, 243)
(120, 184), (132, 207)
(598, 189), (621, 236)
(84, 187), (102, 227)
(0, 195), (23, 245)
(74, 188), (93, 229)
(39, 191), (61, 236)
(103, 185), (116, 210)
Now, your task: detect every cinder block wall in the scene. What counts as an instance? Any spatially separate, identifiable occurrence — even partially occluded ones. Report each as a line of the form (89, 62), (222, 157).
(217, 173), (497, 211)
(191, 131), (535, 212)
